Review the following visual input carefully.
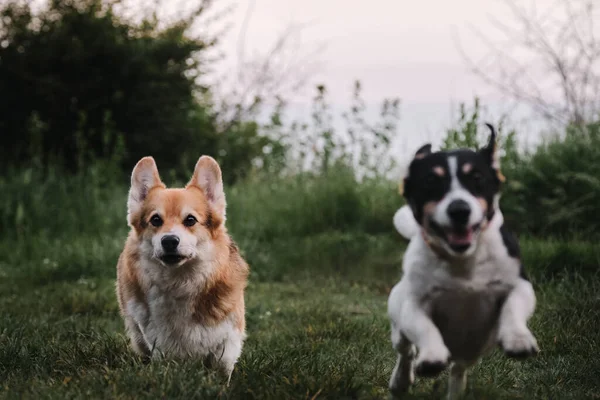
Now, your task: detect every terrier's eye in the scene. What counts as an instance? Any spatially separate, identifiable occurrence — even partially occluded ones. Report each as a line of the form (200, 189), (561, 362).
(183, 215), (197, 227)
(424, 174), (438, 187)
(472, 171), (485, 189)
(150, 214), (163, 227)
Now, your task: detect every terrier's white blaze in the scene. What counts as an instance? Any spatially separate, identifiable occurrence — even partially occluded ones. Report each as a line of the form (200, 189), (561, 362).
(432, 156), (483, 228)
(448, 157), (460, 190)
(393, 205), (419, 240)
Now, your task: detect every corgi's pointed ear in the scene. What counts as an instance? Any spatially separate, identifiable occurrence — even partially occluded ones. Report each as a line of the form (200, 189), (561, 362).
(414, 144), (432, 160)
(187, 156), (226, 218)
(480, 123), (505, 182)
(128, 157), (164, 225)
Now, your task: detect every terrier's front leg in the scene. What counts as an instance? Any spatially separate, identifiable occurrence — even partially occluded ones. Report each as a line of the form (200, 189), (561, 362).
(497, 278), (539, 358)
(400, 299), (450, 377)
(447, 362), (469, 400)
(389, 326), (416, 397)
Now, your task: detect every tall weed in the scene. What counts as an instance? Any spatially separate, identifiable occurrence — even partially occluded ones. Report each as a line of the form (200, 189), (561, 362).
(0, 163), (126, 239)
(0, 163), (400, 242)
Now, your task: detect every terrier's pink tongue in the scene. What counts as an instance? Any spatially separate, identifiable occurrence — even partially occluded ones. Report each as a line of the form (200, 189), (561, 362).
(447, 230), (473, 245)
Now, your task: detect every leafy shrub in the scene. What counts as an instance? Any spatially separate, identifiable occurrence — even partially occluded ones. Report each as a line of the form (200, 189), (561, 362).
(0, 0), (282, 182)
(0, 163), (126, 238)
(506, 122), (600, 237)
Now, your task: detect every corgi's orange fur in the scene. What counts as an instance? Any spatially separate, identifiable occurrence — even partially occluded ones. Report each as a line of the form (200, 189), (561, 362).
(116, 156), (249, 380)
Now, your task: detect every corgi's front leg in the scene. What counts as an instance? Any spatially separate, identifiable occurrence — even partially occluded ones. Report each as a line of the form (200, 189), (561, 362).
(497, 278), (539, 358)
(125, 299), (152, 357)
(218, 332), (244, 385)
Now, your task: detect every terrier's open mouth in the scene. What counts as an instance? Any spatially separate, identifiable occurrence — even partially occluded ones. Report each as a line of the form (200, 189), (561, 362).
(444, 223), (481, 253)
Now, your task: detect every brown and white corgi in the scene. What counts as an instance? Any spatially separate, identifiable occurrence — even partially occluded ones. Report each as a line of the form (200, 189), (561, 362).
(116, 155), (249, 381)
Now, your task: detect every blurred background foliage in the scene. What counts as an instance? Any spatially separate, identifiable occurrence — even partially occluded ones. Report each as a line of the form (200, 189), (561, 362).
(0, 0), (599, 240)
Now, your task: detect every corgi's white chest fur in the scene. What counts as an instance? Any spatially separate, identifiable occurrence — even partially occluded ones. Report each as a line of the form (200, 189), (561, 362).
(136, 288), (233, 357)
(127, 259), (244, 369)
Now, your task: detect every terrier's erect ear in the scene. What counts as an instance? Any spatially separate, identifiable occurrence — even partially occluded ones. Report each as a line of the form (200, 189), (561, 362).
(187, 156), (226, 218)
(403, 143), (431, 198)
(403, 145), (431, 198)
(128, 157), (164, 225)
(480, 123), (505, 182)
(414, 143), (432, 160)
(401, 176), (410, 198)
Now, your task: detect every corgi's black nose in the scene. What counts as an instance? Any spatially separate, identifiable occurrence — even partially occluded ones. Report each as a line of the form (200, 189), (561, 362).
(447, 199), (471, 226)
(161, 235), (180, 252)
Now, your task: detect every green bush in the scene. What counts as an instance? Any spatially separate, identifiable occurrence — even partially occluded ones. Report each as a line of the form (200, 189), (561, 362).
(506, 122), (600, 237)
(0, 0), (209, 172)
(0, 164), (126, 239)
(0, 0), (282, 182)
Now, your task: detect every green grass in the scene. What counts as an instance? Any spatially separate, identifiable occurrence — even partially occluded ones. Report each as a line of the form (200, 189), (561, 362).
(1, 232), (600, 399)
(1, 168), (600, 399)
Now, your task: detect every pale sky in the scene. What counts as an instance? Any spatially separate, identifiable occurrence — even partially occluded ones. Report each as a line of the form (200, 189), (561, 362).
(211, 0), (555, 156)
(223, 0), (505, 102)
(30, 0), (557, 159)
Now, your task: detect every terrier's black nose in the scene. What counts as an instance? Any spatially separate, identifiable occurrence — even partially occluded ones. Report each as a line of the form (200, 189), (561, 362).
(161, 235), (180, 252)
(447, 199), (471, 226)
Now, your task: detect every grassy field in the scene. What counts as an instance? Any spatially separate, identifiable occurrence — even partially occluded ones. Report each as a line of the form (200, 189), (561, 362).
(1, 169), (600, 399)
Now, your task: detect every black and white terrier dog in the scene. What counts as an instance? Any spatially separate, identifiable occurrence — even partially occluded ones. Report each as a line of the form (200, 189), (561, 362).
(387, 124), (538, 399)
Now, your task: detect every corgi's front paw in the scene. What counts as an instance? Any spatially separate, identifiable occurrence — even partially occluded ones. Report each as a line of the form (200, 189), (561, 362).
(498, 328), (539, 359)
(415, 343), (450, 377)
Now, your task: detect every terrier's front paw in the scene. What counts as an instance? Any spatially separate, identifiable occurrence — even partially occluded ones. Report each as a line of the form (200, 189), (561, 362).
(389, 359), (414, 397)
(415, 344), (450, 377)
(498, 328), (539, 359)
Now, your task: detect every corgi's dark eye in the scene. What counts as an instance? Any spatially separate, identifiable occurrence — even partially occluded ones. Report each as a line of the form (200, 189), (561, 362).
(150, 214), (163, 227)
(183, 215), (197, 227)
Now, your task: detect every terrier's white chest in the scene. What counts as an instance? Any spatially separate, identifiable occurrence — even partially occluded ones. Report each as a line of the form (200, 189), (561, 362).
(423, 280), (511, 361)
(405, 233), (522, 361)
